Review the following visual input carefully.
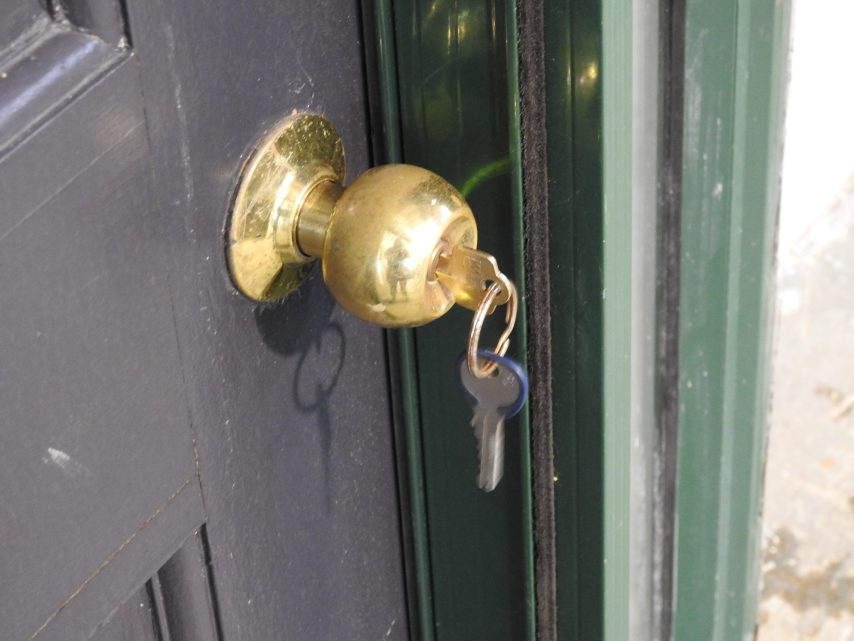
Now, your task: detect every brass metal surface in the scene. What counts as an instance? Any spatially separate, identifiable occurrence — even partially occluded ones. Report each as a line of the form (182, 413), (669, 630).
(226, 113), (500, 327)
(296, 180), (342, 258)
(435, 245), (511, 313)
(227, 113), (345, 301)
(323, 164), (476, 327)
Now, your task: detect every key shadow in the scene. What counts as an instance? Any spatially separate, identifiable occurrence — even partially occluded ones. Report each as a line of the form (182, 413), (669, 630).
(253, 269), (346, 510)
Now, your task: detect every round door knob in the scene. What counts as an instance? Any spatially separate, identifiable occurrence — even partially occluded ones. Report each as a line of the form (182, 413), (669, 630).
(226, 113), (477, 328)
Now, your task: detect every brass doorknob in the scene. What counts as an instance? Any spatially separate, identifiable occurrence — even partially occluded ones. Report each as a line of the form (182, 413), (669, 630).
(226, 113), (507, 328)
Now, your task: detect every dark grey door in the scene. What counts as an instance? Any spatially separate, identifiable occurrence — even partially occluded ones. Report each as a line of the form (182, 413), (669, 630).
(0, 2), (407, 640)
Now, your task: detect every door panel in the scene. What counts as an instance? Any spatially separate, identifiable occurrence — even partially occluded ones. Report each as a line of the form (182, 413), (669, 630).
(90, 583), (161, 641)
(0, 16), (203, 641)
(90, 529), (219, 641)
(125, 0), (410, 639)
(0, 0), (45, 53)
(2, 0), (408, 639)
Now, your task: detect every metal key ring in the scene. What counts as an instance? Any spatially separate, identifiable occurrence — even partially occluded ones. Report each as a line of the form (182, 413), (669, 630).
(467, 279), (518, 378)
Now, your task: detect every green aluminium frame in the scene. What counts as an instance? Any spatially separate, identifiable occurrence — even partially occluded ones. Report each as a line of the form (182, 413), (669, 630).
(671, 1), (792, 640)
(365, 0), (633, 638)
(366, 1), (535, 641)
(362, 0), (792, 639)
(542, 0), (632, 640)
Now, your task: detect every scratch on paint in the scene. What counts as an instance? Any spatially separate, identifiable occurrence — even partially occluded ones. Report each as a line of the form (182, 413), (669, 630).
(384, 619), (396, 638)
(42, 447), (90, 478)
(162, 23), (195, 207)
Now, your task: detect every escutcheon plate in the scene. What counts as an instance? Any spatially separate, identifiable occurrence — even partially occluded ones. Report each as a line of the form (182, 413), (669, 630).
(226, 113), (345, 301)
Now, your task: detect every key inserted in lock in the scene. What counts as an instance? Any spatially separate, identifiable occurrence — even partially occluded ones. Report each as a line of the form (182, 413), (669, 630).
(434, 245), (512, 314)
(226, 112), (514, 329)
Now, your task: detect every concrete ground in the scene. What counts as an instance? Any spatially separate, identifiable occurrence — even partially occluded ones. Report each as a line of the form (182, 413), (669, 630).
(758, 177), (854, 640)
(756, 2), (854, 638)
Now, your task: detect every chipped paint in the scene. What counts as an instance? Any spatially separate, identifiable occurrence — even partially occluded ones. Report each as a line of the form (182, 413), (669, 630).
(42, 447), (90, 478)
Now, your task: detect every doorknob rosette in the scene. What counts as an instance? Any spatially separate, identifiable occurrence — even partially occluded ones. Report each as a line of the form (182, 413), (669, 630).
(227, 113), (345, 302)
(226, 113), (477, 328)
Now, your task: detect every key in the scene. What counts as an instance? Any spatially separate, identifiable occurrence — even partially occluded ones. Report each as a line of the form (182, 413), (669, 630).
(435, 245), (512, 314)
(458, 349), (529, 492)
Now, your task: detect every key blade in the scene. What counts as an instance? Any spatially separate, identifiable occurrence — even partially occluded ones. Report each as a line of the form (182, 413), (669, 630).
(458, 351), (529, 493)
(477, 411), (505, 492)
(435, 246), (512, 313)
(470, 408), (485, 440)
(459, 358), (524, 416)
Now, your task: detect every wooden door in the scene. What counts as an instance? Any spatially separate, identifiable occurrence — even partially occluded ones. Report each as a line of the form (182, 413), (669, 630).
(0, 1), (408, 639)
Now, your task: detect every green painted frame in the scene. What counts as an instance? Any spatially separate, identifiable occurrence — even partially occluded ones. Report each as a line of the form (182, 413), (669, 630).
(365, 0), (791, 638)
(367, 1), (536, 640)
(543, 0), (632, 639)
(671, 0), (792, 639)
(367, 0), (634, 638)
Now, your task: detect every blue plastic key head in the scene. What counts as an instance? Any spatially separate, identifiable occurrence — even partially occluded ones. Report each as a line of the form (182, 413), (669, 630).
(457, 349), (529, 492)
(457, 349), (529, 418)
